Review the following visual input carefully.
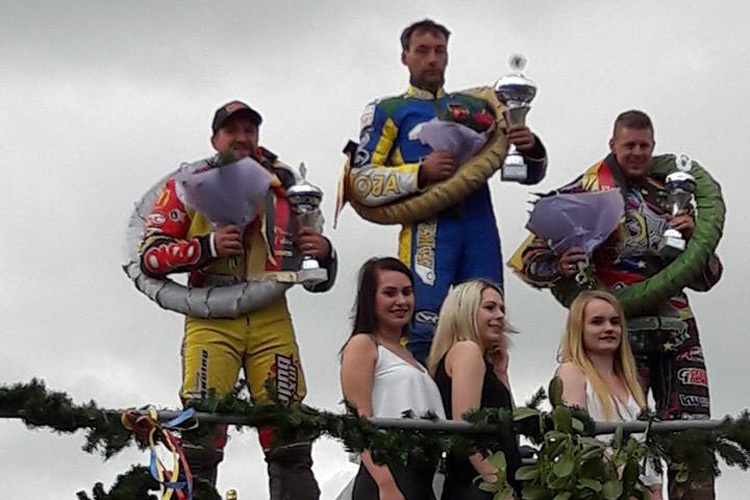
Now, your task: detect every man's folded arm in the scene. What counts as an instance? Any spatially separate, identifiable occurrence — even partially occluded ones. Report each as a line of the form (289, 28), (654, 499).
(349, 101), (421, 207)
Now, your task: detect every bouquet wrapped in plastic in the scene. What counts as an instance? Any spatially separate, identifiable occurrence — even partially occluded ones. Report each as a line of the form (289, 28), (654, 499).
(526, 189), (624, 285)
(411, 105), (494, 164)
(527, 189), (624, 255)
(178, 157), (272, 228)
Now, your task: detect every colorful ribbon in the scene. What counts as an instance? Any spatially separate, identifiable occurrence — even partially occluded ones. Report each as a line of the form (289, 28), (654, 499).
(122, 407), (197, 500)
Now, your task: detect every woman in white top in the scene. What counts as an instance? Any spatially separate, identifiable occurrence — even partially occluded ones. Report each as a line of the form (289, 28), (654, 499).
(556, 290), (662, 499)
(341, 257), (446, 500)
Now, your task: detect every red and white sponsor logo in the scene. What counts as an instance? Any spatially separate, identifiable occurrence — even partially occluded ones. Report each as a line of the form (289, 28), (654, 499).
(268, 353), (299, 405)
(154, 187), (171, 208)
(146, 213), (166, 228)
(676, 346), (704, 363)
(679, 394), (710, 408)
(225, 101), (247, 113)
(359, 102), (375, 130)
(169, 209), (187, 223)
(677, 367), (708, 387)
(143, 239), (201, 274)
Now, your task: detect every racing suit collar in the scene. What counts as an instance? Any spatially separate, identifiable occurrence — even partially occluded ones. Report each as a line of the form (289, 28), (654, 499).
(208, 147), (273, 169)
(604, 153), (652, 188)
(406, 84), (445, 100)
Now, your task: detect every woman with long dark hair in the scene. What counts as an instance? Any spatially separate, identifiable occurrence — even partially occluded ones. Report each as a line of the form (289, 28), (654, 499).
(341, 257), (445, 500)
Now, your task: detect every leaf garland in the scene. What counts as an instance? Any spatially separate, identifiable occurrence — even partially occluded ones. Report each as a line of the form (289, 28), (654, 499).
(2, 378), (750, 499)
(0, 379), (136, 458)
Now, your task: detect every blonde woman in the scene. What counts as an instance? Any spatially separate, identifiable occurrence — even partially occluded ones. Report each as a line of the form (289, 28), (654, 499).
(427, 280), (520, 500)
(556, 290), (662, 499)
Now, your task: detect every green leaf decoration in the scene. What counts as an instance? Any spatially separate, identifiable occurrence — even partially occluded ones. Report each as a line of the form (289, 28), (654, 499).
(216, 149), (238, 166)
(626, 435), (639, 454)
(5, 378), (750, 499)
(526, 387), (547, 409)
(493, 485), (514, 500)
(548, 474), (569, 489)
(478, 481), (497, 493)
(521, 484), (547, 500)
(552, 492), (572, 500)
(602, 480), (623, 500)
(488, 451), (507, 473)
(546, 438), (567, 460)
(515, 465), (540, 481)
(513, 407), (540, 421)
(546, 430), (568, 441)
(579, 457), (606, 480)
(580, 446), (604, 461)
(613, 425), (624, 449)
(621, 459), (639, 487)
(572, 418), (584, 433)
(549, 377), (564, 407)
(577, 478), (602, 492)
(552, 453), (575, 478)
(552, 406), (573, 433)
(580, 437), (604, 449)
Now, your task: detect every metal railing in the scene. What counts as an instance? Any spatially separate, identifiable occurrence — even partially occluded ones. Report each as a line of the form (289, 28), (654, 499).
(0, 408), (718, 435)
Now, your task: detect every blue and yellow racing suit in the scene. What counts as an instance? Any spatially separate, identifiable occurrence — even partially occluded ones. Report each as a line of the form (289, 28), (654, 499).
(351, 85), (547, 363)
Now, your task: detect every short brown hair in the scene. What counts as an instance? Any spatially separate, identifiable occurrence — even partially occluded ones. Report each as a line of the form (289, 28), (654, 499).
(613, 109), (653, 137)
(400, 19), (450, 50)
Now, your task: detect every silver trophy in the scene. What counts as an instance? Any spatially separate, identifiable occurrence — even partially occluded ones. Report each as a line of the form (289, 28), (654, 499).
(662, 170), (696, 254)
(286, 162), (328, 285)
(493, 54), (537, 182)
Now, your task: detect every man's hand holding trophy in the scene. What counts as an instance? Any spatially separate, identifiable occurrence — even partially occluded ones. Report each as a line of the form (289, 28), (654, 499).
(286, 162), (329, 286)
(661, 155), (697, 256)
(494, 54), (538, 182)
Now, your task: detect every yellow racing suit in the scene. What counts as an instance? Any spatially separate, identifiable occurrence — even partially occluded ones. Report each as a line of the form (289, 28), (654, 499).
(140, 148), (336, 495)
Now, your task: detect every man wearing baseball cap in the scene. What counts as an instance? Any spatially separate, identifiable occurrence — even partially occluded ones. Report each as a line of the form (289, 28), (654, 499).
(212, 100), (263, 131)
(139, 100), (337, 498)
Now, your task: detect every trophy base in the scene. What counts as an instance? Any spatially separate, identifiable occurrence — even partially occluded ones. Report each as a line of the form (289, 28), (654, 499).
(301, 258), (321, 271)
(298, 267), (328, 286)
(664, 231), (686, 251)
(660, 231), (686, 259)
(501, 156), (528, 182)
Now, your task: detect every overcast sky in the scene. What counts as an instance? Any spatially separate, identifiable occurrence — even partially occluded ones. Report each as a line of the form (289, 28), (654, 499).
(1, 1), (749, 498)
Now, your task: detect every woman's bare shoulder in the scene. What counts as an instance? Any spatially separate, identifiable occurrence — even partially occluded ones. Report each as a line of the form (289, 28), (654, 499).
(556, 362), (586, 382)
(448, 340), (483, 360)
(446, 340), (485, 373)
(341, 334), (378, 359)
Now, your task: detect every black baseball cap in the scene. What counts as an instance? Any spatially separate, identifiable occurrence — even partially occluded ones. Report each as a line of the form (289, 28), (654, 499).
(211, 100), (263, 134)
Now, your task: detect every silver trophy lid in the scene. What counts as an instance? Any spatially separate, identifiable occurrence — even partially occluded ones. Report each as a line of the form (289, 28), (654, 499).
(675, 153), (693, 172)
(493, 54), (537, 104)
(665, 171), (696, 186)
(286, 162), (323, 201)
